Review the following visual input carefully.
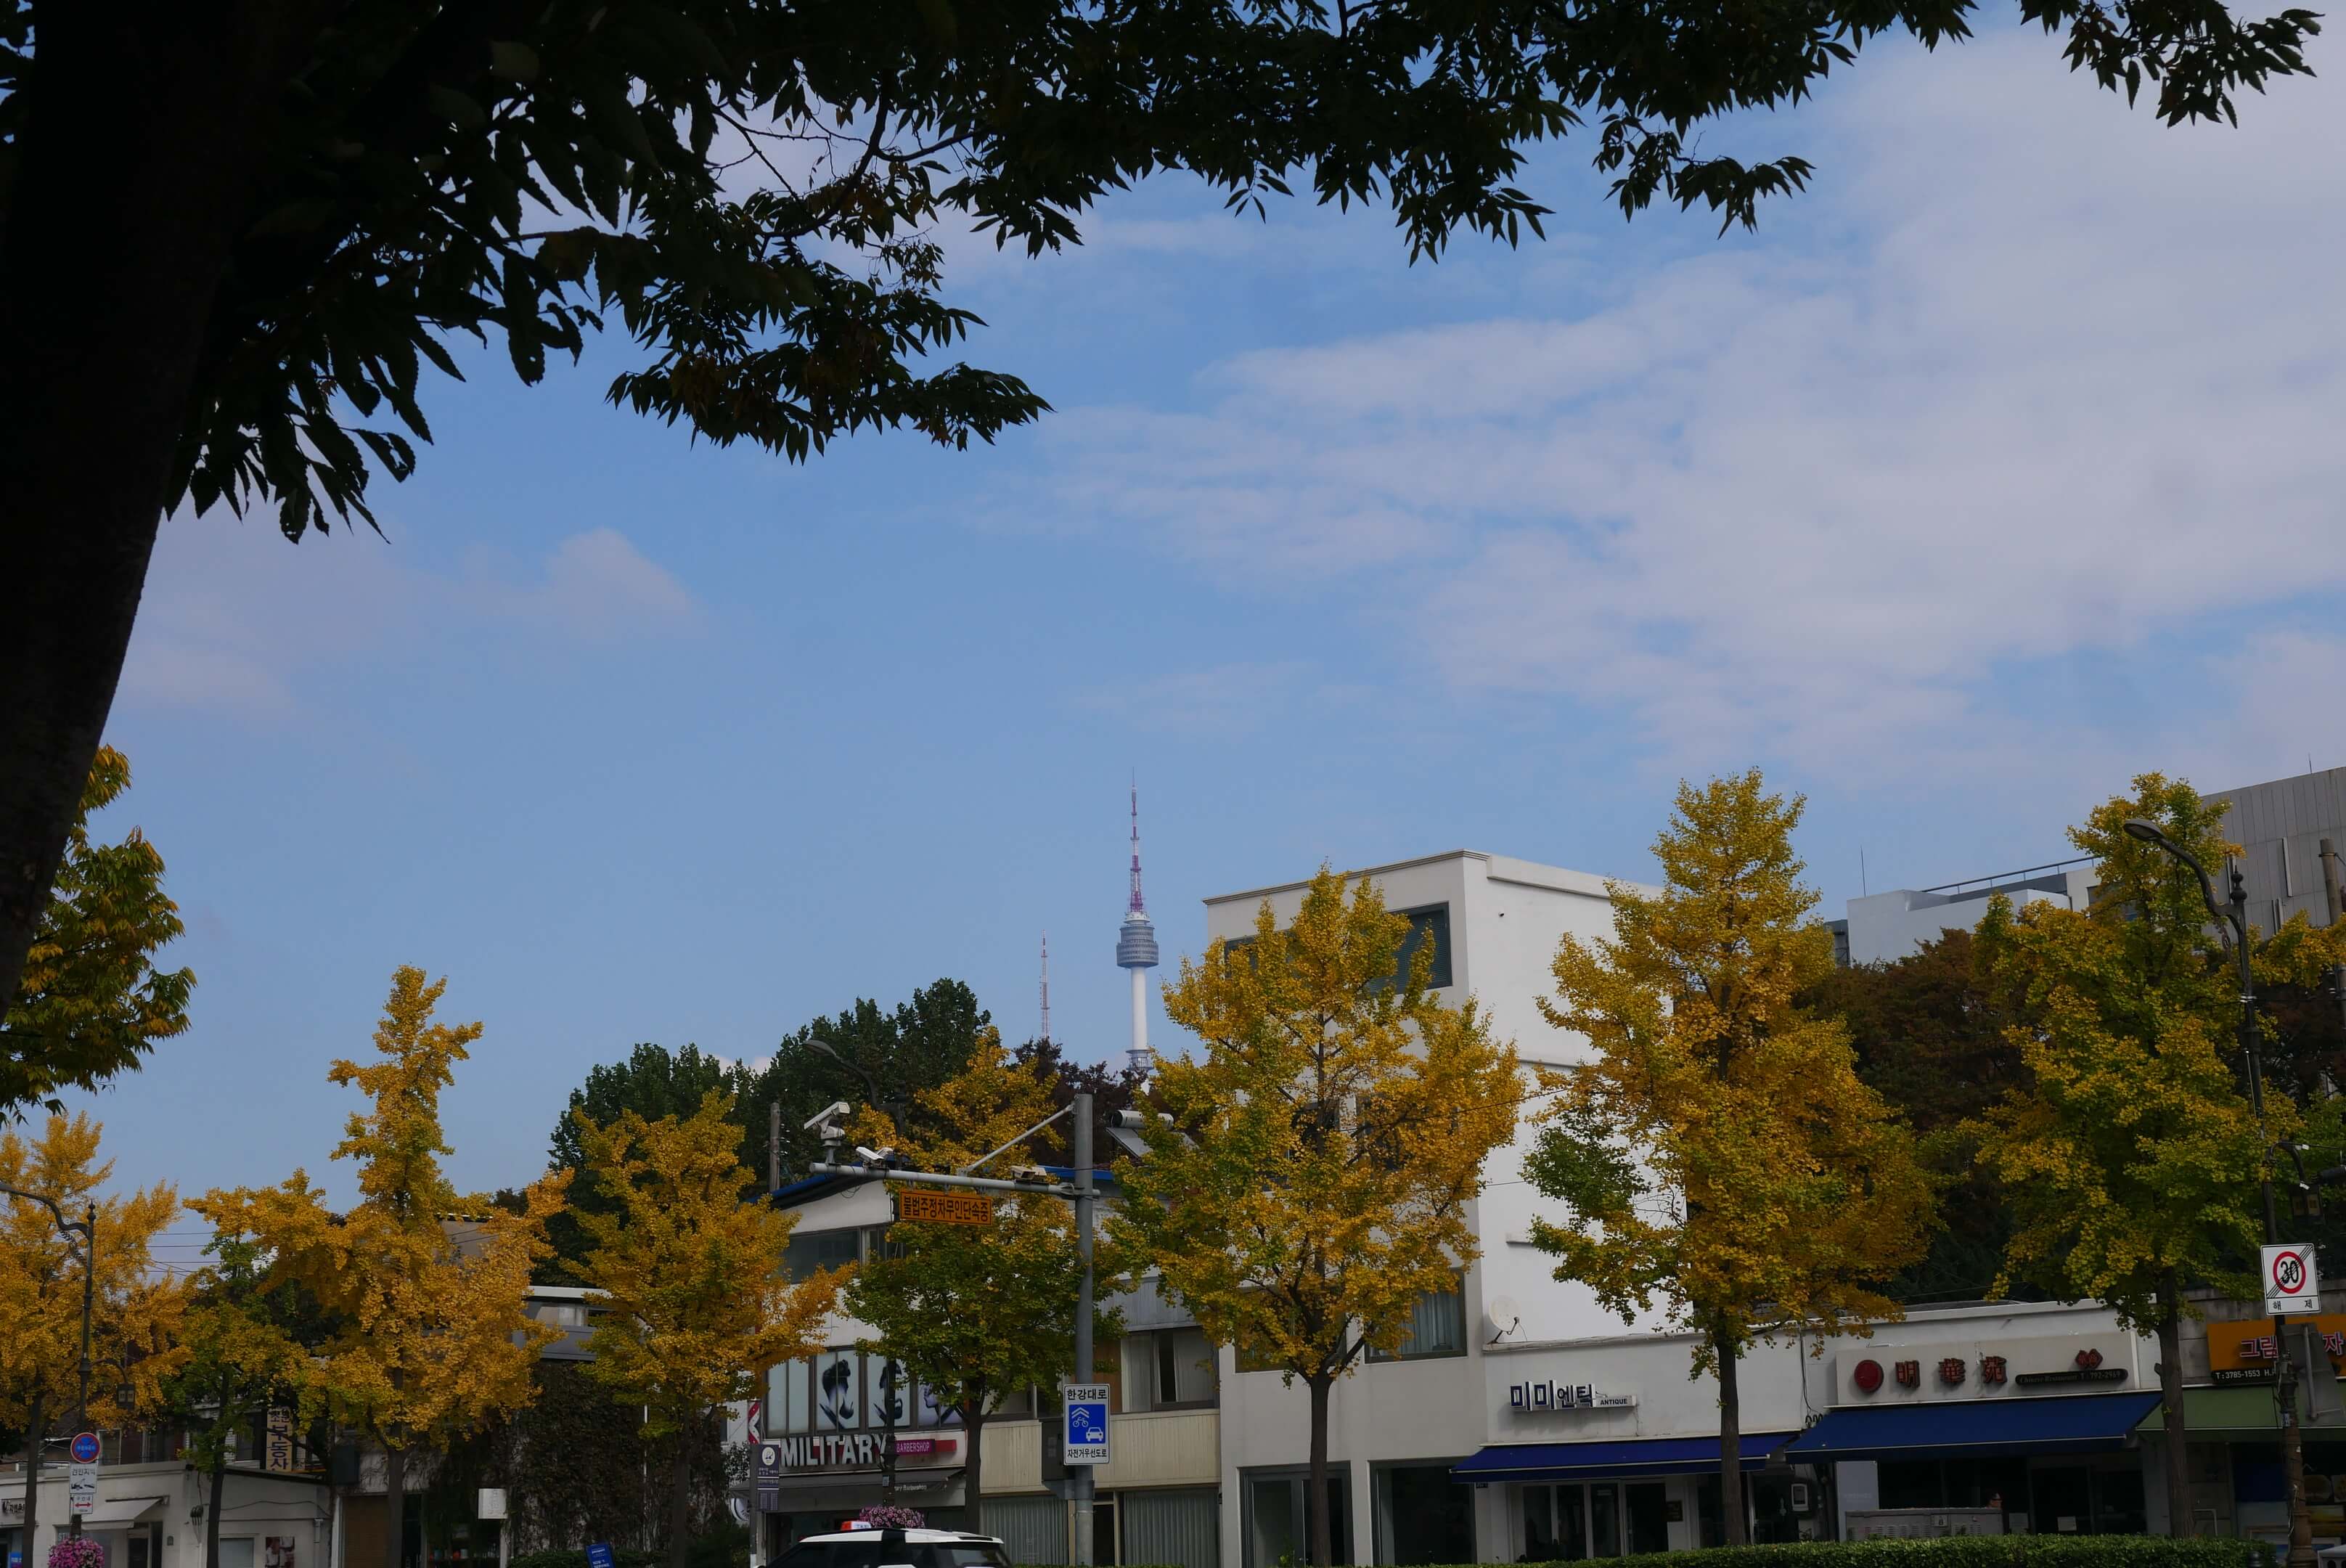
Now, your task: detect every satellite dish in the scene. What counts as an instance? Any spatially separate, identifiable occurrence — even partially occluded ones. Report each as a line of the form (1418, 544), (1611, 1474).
(1486, 1295), (1523, 1342)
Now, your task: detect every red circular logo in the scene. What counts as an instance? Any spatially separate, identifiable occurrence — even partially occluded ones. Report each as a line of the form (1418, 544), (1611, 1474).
(1853, 1359), (1884, 1393)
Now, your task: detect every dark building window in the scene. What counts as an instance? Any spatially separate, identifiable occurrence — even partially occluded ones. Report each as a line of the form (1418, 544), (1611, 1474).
(1366, 1278), (1466, 1360)
(1394, 904), (1452, 989)
(1219, 902), (1450, 991)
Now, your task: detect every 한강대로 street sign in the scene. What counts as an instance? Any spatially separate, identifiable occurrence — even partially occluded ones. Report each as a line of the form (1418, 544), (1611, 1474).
(894, 1188), (994, 1226)
(2267, 1244), (2321, 1314)
(1063, 1383), (1111, 1466)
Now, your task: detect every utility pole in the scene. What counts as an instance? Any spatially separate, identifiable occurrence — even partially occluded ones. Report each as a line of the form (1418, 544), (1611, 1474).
(768, 1101), (782, 1192)
(1071, 1093), (1096, 1568)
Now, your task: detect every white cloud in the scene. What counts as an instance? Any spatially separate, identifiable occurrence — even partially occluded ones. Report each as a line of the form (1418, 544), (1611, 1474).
(465, 526), (698, 640)
(120, 516), (699, 721)
(1015, 33), (2346, 780)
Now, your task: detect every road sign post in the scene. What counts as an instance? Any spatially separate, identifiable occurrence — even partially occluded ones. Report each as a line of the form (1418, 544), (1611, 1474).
(1063, 1384), (1111, 1465)
(2268, 1244), (2321, 1313)
(68, 1464), (97, 1514)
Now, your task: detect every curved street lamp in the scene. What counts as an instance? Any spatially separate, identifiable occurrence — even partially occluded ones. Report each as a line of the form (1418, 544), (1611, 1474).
(2123, 818), (2313, 1568)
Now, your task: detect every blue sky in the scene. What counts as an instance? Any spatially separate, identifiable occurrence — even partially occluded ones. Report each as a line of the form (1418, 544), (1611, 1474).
(72, 24), (2346, 1230)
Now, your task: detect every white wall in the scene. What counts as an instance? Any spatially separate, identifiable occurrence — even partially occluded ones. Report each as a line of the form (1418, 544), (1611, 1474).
(1842, 867), (2095, 966)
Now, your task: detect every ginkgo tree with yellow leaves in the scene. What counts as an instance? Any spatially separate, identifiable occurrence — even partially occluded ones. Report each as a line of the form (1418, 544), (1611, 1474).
(844, 1031), (1113, 1533)
(1529, 772), (1934, 1545)
(1, 1111), (187, 1552)
(1115, 867), (1522, 1568)
(197, 967), (565, 1568)
(575, 1090), (842, 1568)
(1971, 775), (2334, 1540)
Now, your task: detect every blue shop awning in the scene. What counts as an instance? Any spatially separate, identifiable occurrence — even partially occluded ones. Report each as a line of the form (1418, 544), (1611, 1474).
(1782, 1392), (2162, 1464)
(1453, 1432), (1796, 1485)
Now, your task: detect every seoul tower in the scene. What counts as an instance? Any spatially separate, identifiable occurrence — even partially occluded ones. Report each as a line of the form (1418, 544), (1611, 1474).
(1115, 780), (1159, 1076)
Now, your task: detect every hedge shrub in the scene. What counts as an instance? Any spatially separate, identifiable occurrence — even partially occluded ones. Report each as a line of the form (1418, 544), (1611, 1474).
(512, 1549), (660, 1568)
(1522, 1540), (2275, 1568)
(1159, 1541), (2276, 1568)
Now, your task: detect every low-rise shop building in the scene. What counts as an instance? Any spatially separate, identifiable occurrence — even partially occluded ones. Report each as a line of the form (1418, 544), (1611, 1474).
(760, 1172), (1221, 1568)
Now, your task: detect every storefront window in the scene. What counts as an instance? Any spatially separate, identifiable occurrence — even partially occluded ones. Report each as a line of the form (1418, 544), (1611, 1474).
(1623, 1485), (1669, 1556)
(1246, 1471), (1349, 1568)
(1376, 1465), (1474, 1564)
(1524, 1482), (1590, 1560)
(1589, 1485), (1620, 1559)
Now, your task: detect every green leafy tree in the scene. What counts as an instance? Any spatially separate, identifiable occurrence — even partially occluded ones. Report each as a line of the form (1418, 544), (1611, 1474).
(0, 0), (2323, 1036)
(163, 1231), (331, 1568)
(540, 981), (991, 1278)
(1803, 929), (2027, 1302)
(843, 1032), (1109, 1533)
(544, 1042), (736, 1279)
(2, 746), (193, 1114)
(1529, 773), (1934, 1543)
(1115, 867), (1521, 1568)
(1973, 775), (2289, 1540)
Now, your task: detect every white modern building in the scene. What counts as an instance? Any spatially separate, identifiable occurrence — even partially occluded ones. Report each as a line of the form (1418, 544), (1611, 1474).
(1200, 849), (1790, 1568)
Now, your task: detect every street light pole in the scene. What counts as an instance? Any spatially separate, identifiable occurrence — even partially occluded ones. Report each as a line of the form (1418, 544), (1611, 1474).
(1071, 1093), (1096, 1568)
(2125, 820), (2310, 1568)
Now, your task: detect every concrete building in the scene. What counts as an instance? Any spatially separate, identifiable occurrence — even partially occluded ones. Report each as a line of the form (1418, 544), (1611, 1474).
(1836, 765), (2346, 967)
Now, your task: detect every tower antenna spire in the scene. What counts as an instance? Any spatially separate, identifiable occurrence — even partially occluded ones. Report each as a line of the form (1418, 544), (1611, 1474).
(1128, 776), (1146, 915)
(1040, 932), (1052, 1046)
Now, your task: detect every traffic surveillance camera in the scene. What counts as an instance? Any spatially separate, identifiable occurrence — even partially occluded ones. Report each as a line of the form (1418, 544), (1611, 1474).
(802, 1101), (853, 1132)
(1108, 1110), (1149, 1130)
(854, 1145), (899, 1167)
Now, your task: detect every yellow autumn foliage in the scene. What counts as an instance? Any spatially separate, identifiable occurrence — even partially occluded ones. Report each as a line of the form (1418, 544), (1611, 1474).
(1, 1112), (188, 1540)
(196, 967), (565, 1459)
(1530, 774), (1932, 1361)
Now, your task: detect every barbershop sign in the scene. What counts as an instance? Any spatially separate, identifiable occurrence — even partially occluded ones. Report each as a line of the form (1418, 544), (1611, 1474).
(1509, 1379), (1637, 1414)
(769, 1432), (959, 1471)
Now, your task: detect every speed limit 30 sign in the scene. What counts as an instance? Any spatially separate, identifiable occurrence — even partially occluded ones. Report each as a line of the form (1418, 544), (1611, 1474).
(2265, 1244), (2321, 1313)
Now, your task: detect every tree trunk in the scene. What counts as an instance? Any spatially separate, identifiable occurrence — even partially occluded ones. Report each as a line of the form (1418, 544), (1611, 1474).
(0, 3), (334, 1012)
(20, 1391), (43, 1556)
(1716, 1326), (1748, 1547)
(385, 1446), (407, 1568)
(669, 1434), (693, 1568)
(1307, 1374), (1333, 1567)
(2159, 1273), (2194, 1538)
(208, 1450), (231, 1568)
(962, 1408), (986, 1536)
